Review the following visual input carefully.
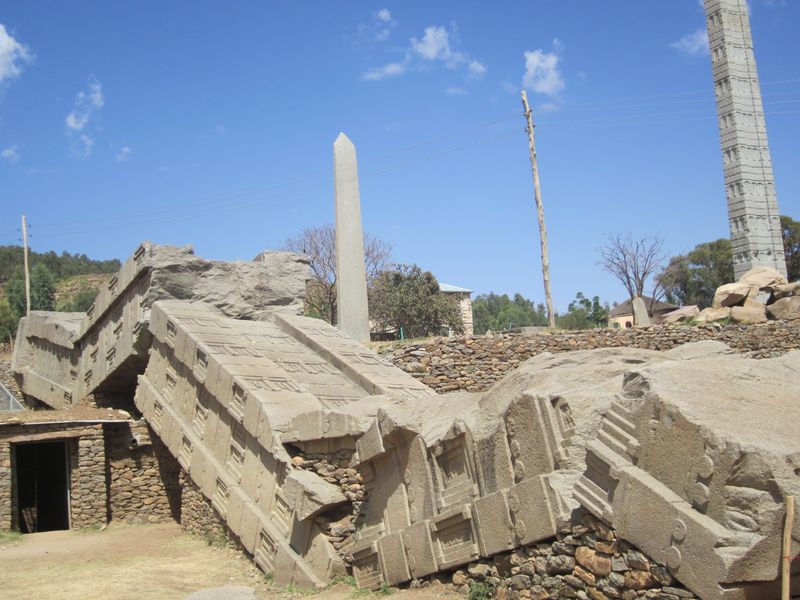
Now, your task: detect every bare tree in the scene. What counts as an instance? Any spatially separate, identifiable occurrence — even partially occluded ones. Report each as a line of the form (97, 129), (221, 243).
(597, 233), (667, 315)
(282, 224), (393, 324)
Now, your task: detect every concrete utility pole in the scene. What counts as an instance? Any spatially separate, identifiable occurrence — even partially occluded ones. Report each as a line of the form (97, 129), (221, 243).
(521, 91), (556, 328)
(21, 214), (31, 316)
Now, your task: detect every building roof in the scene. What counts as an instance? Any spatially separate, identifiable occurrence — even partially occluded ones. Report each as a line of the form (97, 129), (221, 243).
(439, 283), (472, 294)
(0, 407), (132, 426)
(608, 297), (677, 318)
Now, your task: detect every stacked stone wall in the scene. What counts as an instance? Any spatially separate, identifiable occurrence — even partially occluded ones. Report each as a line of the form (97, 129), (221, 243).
(291, 450), (362, 554)
(378, 321), (800, 393)
(178, 470), (228, 541)
(437, 512), (698, 600)
(105, 422), (181, 524)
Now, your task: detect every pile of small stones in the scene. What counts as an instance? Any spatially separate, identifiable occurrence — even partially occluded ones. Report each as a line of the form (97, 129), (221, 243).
(378, 320), (800, 394)
(291, 450), (365, 552)
(440, 513), (698, 600)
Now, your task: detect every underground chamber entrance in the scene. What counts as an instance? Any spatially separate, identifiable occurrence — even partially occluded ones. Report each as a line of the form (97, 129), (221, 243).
(15, 440), (70, 533)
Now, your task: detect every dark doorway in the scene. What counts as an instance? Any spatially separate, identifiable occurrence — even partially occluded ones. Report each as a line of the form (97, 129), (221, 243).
(15, 441), (70, 533)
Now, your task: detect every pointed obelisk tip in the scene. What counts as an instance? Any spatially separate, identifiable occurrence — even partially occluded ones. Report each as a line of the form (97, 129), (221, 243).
(334, 132), (353, 147)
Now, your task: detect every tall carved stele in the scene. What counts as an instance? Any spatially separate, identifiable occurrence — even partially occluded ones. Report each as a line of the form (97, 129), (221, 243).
(333, 132), (371, 343)
(704, 0), (787, 279)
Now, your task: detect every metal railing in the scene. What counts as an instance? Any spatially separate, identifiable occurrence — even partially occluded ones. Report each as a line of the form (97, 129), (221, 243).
(0, 380), (24, 412)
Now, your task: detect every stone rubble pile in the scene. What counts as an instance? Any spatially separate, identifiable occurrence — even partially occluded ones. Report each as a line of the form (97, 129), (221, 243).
(697, 266), (800, 324)
(378, 320), (800, 394)
(443, 513), (698, 600)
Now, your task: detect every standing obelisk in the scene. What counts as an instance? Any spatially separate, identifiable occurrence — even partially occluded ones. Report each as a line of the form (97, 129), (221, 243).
(333, 132), (370, 343)
(704, 0), (787, 279)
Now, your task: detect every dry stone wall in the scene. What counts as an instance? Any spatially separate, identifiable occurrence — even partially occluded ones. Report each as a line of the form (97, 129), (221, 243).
(441, 512), (698, 600)
(179, 471), (229, 542)
(378, 321), (800, 393)
(105, 422), (181, 523)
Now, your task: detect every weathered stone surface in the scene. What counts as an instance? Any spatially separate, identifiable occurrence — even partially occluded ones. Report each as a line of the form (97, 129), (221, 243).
(695, 306), (730, 323)
(772, 281), (800, 300)
(660, 306), (699, 324)
(712, 282), (754, 308)
(631, 297), (651, 326)
(767, 296), (800, 321)
(730, 299), (767, 324)
(575, 547), (611, 577)
(737, 266), (788, 290)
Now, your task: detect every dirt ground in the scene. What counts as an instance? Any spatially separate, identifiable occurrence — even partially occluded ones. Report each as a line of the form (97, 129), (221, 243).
(0, 522), (459, 600)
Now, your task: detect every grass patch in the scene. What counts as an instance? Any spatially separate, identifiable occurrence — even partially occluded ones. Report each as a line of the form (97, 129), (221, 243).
(376, 583), (393, 596)
(468, 581), (494, 600)
(202, 530), (230, 549)
(346, 581), (393, 598)
(282, 582), (316, 596)
(0, 529), (22, 543)
(328, 574), (357, 588)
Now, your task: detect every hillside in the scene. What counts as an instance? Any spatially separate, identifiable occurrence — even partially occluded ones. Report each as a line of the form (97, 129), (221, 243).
(0, 245), (120, 286)
(0, 246), (121, 338)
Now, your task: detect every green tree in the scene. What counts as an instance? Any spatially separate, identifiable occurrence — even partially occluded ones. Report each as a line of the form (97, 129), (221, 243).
(5, 273), (26, 319)
(556, 292), (609, 330)
(30, 264), (56, 311)
(472, 293), (547, 334)
(370, 264), (462, 339)
(659, 239), (733, 308)
(0, 297), (16, 341)
(782, 215), (800, 282)
(4, 264), (56, 319)
(56, 287), (99, 312)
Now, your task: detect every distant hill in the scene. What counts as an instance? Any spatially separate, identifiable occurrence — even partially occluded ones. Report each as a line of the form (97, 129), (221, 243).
(0, 246), (121, 338)
(0, 245), (120, 286)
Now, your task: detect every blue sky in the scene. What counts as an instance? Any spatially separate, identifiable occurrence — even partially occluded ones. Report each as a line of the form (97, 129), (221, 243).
(1, 1), (798, 310)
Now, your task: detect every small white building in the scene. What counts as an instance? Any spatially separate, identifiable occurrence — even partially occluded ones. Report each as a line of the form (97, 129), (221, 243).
(439, 283), (474, 337)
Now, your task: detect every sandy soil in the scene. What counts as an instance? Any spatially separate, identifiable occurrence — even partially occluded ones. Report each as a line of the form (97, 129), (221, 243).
(0, 522), (459, 600)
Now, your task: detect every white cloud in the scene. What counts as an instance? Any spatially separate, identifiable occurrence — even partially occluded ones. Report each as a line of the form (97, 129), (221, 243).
(0, 23), (33, 85)
(444, 86), (467, 96)
(114, 146), (131, 163)
(670, 29), (709, 56)
(66, 76), (104, 131)
(522, 40), (565, 97)
(1, 145), (19, 164)
(411, 26), (455, 62)
(65, 76), (104, 157)
(468, 60), (487, 80)
(361, 62), (406, 81)
(363, 23), (486, 83)
(73, 133), (94, 157)
(361, 8), (396, 42)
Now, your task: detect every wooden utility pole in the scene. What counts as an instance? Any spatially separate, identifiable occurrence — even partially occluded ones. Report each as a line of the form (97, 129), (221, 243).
(783, 495), (795, 600)
(521, 90), (556, 328)
(21, 214), (31, 316)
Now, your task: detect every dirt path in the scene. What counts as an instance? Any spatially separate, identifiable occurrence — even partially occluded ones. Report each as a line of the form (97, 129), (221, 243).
(0, 523), (459, 600)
